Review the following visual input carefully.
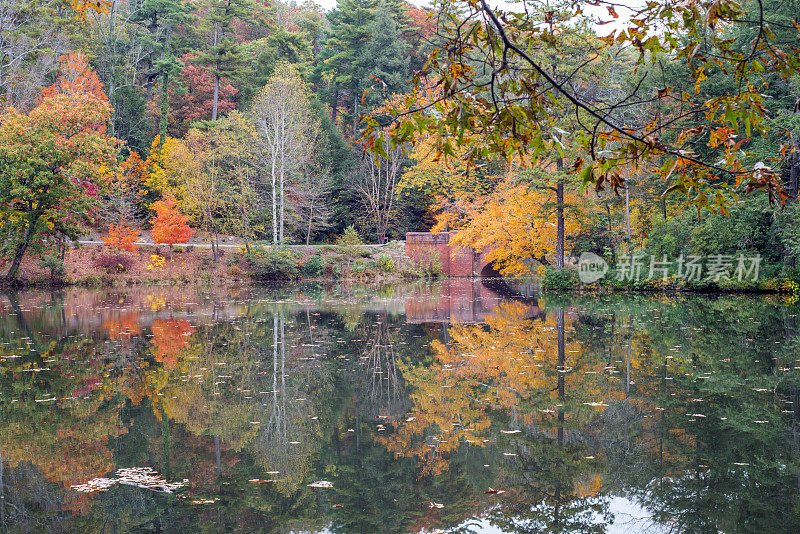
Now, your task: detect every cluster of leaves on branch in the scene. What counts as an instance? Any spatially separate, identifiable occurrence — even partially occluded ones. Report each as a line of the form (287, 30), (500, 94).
(364, 0), (800, 213)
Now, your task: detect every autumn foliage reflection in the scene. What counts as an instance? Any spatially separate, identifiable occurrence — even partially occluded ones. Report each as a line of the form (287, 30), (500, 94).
(151, 318), (196, 368)
(378, 301), (622, 476)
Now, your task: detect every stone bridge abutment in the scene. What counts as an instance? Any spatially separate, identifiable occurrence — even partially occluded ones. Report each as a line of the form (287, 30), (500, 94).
(405, 232), (497, 277)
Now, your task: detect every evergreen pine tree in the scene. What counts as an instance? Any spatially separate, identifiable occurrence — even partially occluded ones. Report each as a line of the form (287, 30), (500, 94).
(314, 0), (376, 131)
(131, 0), (194, 142)
(194, 0), (252, 121)
(356, 0), (410, 109)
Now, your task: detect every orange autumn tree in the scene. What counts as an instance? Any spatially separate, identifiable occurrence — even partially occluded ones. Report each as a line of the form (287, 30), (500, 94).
(150, 196), (195, 258)
(437, 174), (589, 276)
(102, 224), (140, 252)
(69, 0), (112, 20)
(432, 160), (591, 276)
(39, 51), (108, 102)
(0, 51), (119, 280)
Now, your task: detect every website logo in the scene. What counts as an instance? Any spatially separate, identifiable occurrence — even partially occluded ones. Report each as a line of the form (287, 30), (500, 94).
(578, 252), (609, 283)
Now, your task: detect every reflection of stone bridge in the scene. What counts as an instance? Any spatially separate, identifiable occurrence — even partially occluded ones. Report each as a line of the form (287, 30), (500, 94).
(405, 278), (543, 324)
(405, 232), (500, 278)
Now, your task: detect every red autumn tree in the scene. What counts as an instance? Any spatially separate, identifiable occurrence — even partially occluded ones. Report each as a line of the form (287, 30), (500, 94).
(102, 224), (140, 252)
(147, 53), (238, 136)
(150, 196), (195, 258)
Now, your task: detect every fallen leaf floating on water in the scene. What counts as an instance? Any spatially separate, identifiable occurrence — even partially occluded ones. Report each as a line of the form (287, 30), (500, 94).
(308, 480), (333, 488)
(485, 487), (506, 495)
(71, 467), (186, 494)
(583, 402), (608, 407)
(248, 479), (275, 484)
(190, 498), (220, 505)
(333, 504), (344, 508)
(428, 500), (444, 509)
(500, 429), (521, 434)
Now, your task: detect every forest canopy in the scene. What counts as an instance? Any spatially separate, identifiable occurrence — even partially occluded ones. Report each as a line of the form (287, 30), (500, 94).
(1, 0), (800, 282)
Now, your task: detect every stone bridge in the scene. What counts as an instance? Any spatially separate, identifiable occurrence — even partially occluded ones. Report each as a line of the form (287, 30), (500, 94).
(405, 232), (500, 278)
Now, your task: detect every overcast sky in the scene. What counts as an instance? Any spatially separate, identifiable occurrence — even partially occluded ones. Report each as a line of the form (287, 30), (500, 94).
(309, 0), (630, 37)
(312, 0), (430, 11)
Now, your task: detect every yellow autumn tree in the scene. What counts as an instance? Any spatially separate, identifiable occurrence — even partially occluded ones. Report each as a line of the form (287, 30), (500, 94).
(144, 136), (189, 202)
(434, 166), (590, 276)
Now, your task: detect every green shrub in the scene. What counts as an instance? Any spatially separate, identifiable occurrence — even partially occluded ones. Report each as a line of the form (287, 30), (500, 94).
(352, 259), (369, 274)
(243, 247), (300, 281)
(404, 251), (443, 279)
(37, 255), (66, 283)
(80, 275), (102, 287)
(303, 254), (324, 277)
(542, 267), (578, 290)
(337, 225), (363, 258)
(199, 255), (214, 268)
(783, 266), (800, 286)
(375, 253), (395, 273)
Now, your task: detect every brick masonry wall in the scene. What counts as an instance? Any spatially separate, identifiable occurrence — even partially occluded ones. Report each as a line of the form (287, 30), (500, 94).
(405, 232), (494, 277)
(449, 245), (475, 277)
(405, 232), (452, 275)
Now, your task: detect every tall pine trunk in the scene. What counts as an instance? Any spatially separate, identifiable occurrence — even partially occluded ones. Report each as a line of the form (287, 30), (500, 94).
(352, 91), (358, 138)
(158, 24), (172, 147)
(791, 132), (800, 201)
(211, 25), (220, 121)
(159, 69), (169, 145)
(330, 86), (340, 124)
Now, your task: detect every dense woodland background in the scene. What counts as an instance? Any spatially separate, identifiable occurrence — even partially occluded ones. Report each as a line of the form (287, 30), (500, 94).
(2, 0), (800, 283)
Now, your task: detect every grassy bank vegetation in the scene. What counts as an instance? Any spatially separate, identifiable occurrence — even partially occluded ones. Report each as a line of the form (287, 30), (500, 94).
(4, 233), (443, 288)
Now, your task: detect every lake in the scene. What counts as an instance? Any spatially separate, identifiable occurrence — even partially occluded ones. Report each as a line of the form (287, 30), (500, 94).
(1, 281), (799, 533)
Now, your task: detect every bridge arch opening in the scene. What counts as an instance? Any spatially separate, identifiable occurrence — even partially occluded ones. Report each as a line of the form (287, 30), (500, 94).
(479, 261), (502, 278)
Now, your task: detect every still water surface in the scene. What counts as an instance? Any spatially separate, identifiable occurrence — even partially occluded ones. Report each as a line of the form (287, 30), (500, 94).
(1, 281), (799, 533)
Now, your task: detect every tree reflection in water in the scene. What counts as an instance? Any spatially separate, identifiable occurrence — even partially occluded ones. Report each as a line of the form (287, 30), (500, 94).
(0, 285), (798, 532)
